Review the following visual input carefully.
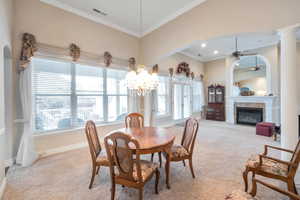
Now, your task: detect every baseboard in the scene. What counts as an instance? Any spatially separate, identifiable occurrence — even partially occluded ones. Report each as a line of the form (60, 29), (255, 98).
(40, 142), (88, 157)
(0, 177), (7, 200)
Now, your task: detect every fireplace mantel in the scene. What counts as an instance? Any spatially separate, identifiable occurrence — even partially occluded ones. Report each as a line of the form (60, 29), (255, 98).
(226, 96), (279, 124)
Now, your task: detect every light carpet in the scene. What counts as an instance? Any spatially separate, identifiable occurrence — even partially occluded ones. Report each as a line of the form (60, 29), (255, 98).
(3, 121), (289, 200)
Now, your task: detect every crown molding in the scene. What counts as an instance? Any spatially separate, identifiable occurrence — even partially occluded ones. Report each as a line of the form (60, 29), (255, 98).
(40, 0), (140, 37)
(142, 0), (207, 36)
(40, 0), (207, 38)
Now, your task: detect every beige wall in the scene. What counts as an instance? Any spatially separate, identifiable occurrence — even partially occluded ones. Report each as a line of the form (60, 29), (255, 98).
(8, 0), (140, 161)
(204, 59), (226, 87)
(157, 53), (204, 76)
(0, 0), (13, 190)
(140, 0), (300, 65)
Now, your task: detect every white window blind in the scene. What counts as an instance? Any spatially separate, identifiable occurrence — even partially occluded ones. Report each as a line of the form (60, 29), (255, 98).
(32, 57), (128, 133)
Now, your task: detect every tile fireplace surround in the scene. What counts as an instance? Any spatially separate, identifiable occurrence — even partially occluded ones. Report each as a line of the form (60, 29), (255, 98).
(226, 96), (279, 125)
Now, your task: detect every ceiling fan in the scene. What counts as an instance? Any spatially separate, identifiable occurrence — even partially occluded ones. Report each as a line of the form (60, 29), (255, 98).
(232, 37), (257, 59)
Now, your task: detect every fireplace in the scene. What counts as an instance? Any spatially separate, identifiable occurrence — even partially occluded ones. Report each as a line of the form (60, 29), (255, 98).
(236, 107), (263, 126)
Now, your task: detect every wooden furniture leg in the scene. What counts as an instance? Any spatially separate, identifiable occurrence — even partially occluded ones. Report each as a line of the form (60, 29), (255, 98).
(189, 158), (195, 178)
(158, 152), (162, 168)
(139, 188), (143, 200)
(243, 168), (249, 192)
(155, 169), (160, 194)
(89, 166), (97, 189)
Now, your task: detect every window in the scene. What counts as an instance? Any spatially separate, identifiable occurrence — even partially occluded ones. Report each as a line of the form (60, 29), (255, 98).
(157, 76), (170, 116)
(32, 57), (128, 133)
(192, 80), (203, 113)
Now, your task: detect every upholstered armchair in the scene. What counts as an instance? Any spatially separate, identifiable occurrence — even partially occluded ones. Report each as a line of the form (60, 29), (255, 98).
(243, 140), (300, 195)
(225, 178), (300, 200)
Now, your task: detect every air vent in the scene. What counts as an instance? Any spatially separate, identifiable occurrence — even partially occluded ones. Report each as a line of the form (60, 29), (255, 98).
(93, 8), (107, 16)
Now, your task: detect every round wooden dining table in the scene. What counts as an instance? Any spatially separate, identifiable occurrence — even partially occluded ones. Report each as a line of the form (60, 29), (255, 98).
(107, 127), (175, 189)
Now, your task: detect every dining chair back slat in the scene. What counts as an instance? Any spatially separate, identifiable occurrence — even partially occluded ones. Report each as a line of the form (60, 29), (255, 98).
(105, 132), (142, 182)
(125, 113), (144, 128)
(85, 120), (101, 163)
(181, 118), (199, 154)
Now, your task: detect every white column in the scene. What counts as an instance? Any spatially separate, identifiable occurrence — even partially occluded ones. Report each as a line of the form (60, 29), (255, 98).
(280, 26), (299, 160)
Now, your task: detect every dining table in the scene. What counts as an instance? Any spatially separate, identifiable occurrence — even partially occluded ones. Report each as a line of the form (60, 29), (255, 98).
(107, 127), (175, 189)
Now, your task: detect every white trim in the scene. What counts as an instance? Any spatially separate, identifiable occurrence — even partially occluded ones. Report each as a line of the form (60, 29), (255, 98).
(40, 0), (207, 38)
(0, 177), (7, 200)
(142, 0), (207, 36)
(0, 128), (5, 136)
(39, 142), (88, 157)
(4, 158), (14, 168)
(40, 0), (140, 37)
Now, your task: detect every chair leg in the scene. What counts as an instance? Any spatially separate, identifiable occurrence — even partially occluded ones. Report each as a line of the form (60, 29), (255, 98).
(151, 153), (154, 162)
(89, 166), (97, 189)
(155, 169), (160, 194)
(243, 168), (249, 192)
(188, 158), (195, 178)
(139, 188), (144, 200)
(111, 181), (116, 200)
(96, 166), (100, 175)
(294, 181), (298, 195)
(287, 180), (297, 194)
(182, 160), (186, 167)
(158, 152), (162, 168)
(250, 178), (257, 197)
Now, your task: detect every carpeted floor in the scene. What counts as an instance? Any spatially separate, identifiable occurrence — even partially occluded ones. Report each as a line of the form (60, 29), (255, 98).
(3, 121), (289, 200)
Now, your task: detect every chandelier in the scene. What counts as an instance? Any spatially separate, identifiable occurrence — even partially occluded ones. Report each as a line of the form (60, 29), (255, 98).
(125, 0), (159, 96)
(126, 65), (159, 96)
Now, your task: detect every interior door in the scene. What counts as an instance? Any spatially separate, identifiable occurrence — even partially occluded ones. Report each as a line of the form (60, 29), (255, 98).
(183, 85), (191, 118)
(173, 83), (191, 120)
(173, 84), (183, 120)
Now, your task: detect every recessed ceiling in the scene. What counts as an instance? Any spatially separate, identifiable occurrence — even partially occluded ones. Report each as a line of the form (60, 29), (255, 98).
(180, 33), (282, 62)
(181, 29), (300, 62)
(41, 0), (207, 37)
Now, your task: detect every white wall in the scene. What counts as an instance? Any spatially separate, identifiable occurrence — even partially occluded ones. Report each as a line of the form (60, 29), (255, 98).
(0, 0), (13, 194)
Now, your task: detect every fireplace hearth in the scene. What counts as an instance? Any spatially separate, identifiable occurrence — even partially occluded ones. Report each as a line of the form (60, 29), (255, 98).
(236, 107), (263, 126)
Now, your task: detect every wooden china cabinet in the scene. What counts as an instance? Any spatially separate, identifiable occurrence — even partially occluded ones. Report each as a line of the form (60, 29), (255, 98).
(206, 85), (225, 121)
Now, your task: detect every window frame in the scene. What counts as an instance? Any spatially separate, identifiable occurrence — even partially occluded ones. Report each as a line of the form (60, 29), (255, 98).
(191, 80), (203, 113)
(156, 75), (171, 118)
(32, 56), (129, 134)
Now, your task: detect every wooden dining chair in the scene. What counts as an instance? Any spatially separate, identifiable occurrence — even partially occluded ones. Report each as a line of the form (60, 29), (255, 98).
(104, 132), (160, 200)
(243, 139), (300, 195)
(125, 113), (163, 167)
(85, 120), (110, 189)
(125, 113), (144, 128)
(163, 118), (199, 178)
